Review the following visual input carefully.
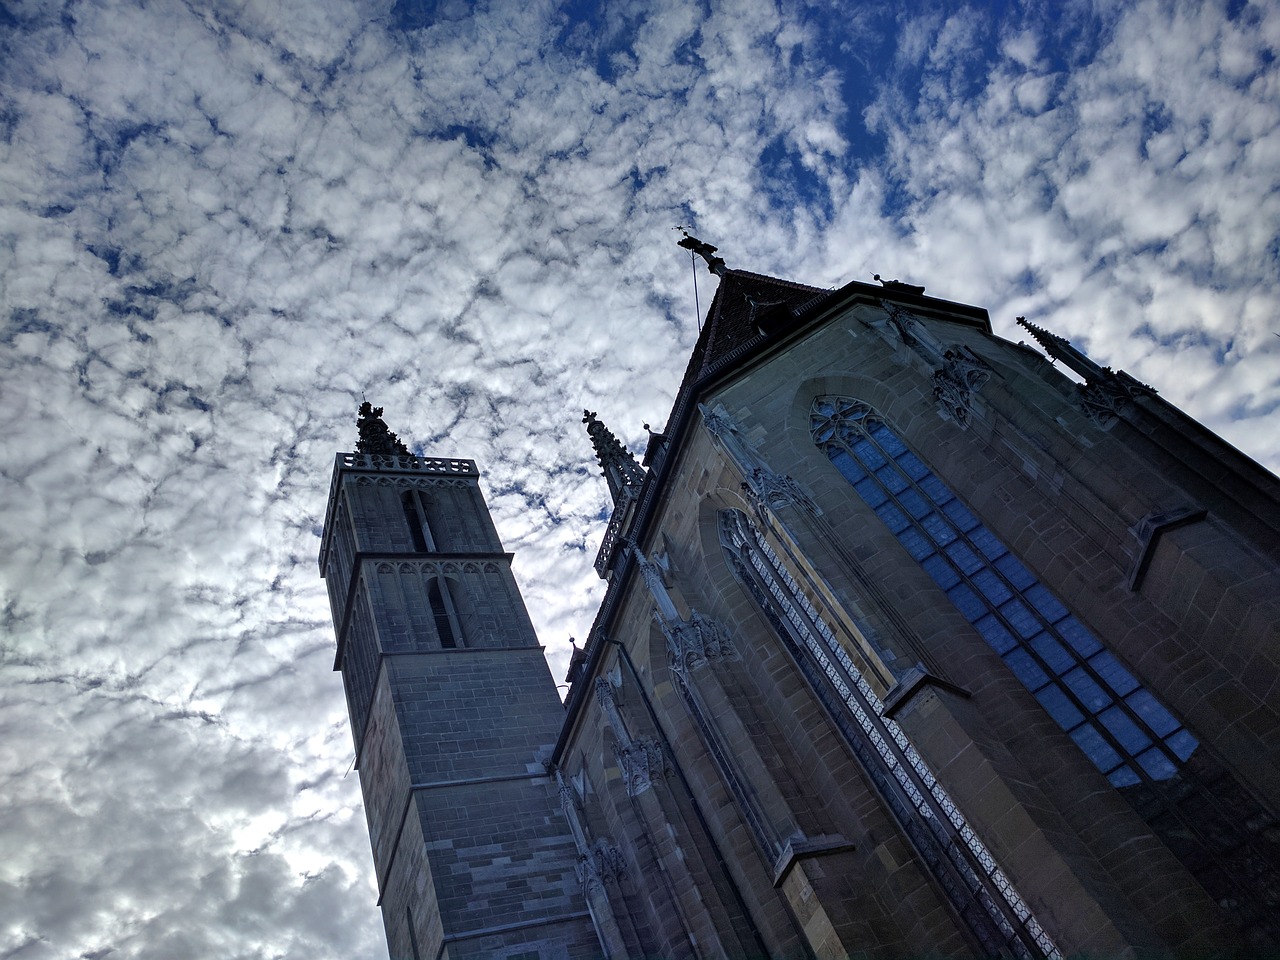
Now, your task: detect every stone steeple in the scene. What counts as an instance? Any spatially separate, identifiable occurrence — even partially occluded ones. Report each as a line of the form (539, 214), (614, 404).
(583, 410), (646, 506)
(1016, 316), (1110, 383)
(355, 400), (410, 455)
(1016, 316), (1155, 429)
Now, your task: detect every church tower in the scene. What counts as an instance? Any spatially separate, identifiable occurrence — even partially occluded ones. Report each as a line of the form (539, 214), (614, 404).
(318, 404), (598, 960)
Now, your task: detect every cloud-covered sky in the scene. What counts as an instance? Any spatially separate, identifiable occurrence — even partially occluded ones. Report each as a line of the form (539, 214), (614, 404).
(1, 0), (1276, 956)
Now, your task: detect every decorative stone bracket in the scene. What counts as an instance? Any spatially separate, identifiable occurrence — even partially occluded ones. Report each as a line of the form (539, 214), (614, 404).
(701, 404), (820, 516)
(661, 611), (738, 676)
(1076, 370), (1155, 430)
(577, 839), (627, 892)
(613, 738), (670, 797)
(933, 346), (993, 429)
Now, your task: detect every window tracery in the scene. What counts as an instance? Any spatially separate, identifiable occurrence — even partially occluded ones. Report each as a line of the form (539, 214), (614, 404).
(809, 395), (1280, 943)
(719, 508), (1060, 959)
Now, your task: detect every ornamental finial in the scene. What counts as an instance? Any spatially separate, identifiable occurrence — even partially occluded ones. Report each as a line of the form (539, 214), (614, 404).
(583, 409), (646, 506)
(356, 401), (410, 456)
(677, 229), (727, 276)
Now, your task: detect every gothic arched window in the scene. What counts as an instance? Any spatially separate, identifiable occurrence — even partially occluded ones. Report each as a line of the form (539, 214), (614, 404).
(719, 508), (1060, 959)
(810, 396), (1196, 786)
(810, 395), (1280, 943)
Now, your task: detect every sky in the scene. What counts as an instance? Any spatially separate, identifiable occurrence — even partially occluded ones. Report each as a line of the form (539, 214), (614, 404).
(1, 0), (1277, 956)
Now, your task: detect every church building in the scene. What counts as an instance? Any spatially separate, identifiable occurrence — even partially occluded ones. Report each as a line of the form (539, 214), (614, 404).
(318, 242), (1280, 959)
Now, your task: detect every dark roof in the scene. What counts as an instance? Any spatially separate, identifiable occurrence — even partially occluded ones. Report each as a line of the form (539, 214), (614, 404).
(693, 269), (829, 379)
(552, 265), (992, 761)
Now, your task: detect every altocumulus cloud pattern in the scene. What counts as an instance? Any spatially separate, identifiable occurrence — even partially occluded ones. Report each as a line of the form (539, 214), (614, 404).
(0, 0), (1277, 956)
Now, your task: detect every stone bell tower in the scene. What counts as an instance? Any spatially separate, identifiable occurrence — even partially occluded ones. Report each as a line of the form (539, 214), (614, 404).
(318, 403), (598, 960)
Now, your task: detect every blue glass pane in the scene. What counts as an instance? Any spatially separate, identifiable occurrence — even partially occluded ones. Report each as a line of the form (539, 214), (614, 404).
(1125, 690), (1180, 737)
(994, 553), (1035, 589)
(942, 499), (980, 532)
(830, 450), (866, 483)
(1061, 666), (1112, 712)
(1165, 729), (1199, 761)
(876, 463), (908, 494)
(921, 513), (957, 546)
(1107, 765), (1140, 788)
(970, 527), (1006, 561)
(898, 526), (934, 561)
(1036, 686), (1085, 730)
(1005, 649), (1049, 690)
(922, 554), (960, 589)
(870, 424), (906, 456)
(853, 438), (885, 469)
(1136, 747), (1178, 781)
(1071, 723), (1124, 773)
(854, 476), (887, 508)
(999, 598), (1040, 638)
(1088, 651), (1139, 696)
(1098, 706), (1151, 754)
(946, 541), (984, 575)
(898, 488), (930, 519)
(919, 474), (951, 503)
(1030, 633), (1076, 676)
(947, 583), (986, 621)
(972, 568), (1012, 605)
(876, 502), (910, 534)
(1058, 617), (1103, 657)
(897, 451), (931, 481)
(1025, 584), (1069, 624)
(975, 614), (1017, 654)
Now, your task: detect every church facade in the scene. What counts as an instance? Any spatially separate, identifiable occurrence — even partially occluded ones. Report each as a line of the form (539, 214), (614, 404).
(319, 253), (1280, 959)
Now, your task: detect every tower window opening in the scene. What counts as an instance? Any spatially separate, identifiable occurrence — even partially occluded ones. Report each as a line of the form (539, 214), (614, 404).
(401, 489), (437, 553)
(429, 577), (461, 649)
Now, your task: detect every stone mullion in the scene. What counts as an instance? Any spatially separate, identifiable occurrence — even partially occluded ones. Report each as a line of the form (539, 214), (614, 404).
(597, 677), (727, 959)
(555, 771), (638, 960)
(670, 661), (787, 859)
(751, 494), (934, 690)
(672, 657), (855, 959)
(700, 402), (941, 687)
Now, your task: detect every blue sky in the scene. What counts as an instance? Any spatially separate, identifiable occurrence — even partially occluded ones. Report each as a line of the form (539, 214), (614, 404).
(1, 0), (1278, 957)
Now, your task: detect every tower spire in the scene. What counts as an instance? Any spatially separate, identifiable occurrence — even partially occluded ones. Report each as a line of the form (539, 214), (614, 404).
(582, 409), (646, 506)
(1015, 316), (1109, 383)
(355, 400), (410, 455)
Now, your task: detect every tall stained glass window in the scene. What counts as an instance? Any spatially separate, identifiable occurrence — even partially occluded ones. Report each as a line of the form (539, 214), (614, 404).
(720, 508), (1060, 959)
(810, 395), (1280, 944)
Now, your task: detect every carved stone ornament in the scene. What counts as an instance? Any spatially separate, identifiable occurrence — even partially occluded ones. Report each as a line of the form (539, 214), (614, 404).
(661, 611), (737, 675)
(933, 346), (993, 428)
(1076, 379), (1127, 429)
(577, 839), (627, 892)
(1076, 370), (1153, 430)
(742, 467), (818, 515)
(613, 737), (669, 796)
(701, 407), (733, 441)
(881, 299), (921, 347)
(355, 401), (411, 456)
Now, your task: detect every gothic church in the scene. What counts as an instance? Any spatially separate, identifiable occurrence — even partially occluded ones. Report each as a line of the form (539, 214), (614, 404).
(319, 244), (1280, 959)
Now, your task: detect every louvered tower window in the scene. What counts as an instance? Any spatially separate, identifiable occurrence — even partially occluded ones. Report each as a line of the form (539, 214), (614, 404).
(400, 489), (438, 552)
(428, 577), (461, 649)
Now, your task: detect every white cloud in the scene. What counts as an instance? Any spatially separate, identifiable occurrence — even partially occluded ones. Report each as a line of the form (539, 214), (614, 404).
(1, 0), (1276, 956)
